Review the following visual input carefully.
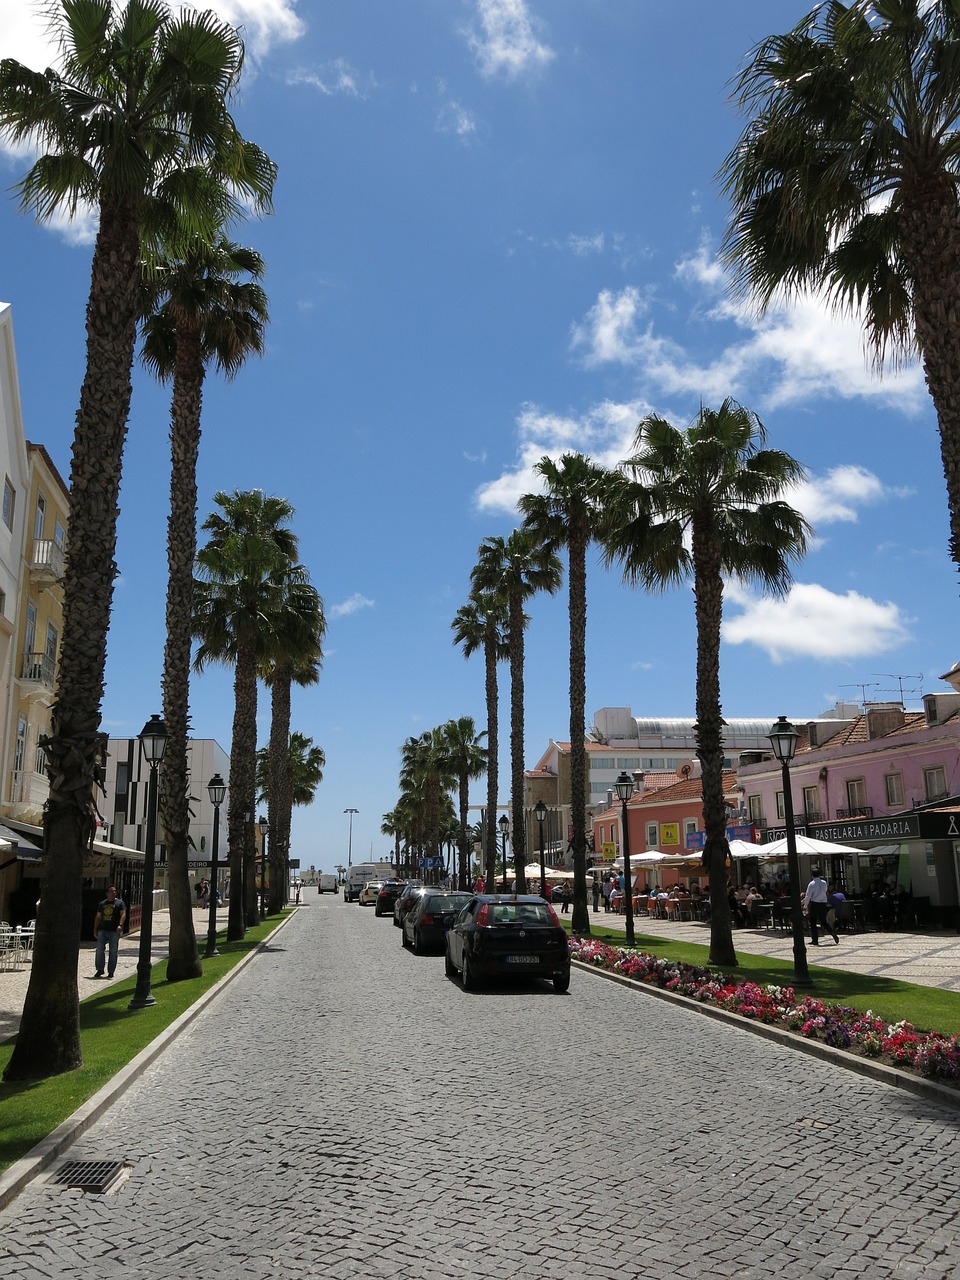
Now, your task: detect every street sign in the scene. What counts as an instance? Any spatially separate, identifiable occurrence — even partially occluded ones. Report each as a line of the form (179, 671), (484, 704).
(289, 859), (301, 869)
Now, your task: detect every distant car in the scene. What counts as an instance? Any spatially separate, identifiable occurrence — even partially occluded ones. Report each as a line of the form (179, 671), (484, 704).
(393, 881), (427, 928)
(445, 894), (570, 993)
(359, 880), (385, 906)
(402, 891), (473, 953)
(374, 880), (407, 917)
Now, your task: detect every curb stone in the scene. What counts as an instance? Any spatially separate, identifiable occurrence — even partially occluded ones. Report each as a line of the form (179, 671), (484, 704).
(0, 910), (299, 1211)
(571, 956), (960, 1113)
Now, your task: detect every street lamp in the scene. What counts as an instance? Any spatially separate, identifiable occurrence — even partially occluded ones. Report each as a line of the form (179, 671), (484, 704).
(614, 771), (636, 947)
(768, 715), (812, 987)
(534, 800), (548, 899)
(344, 807), (358, 867)
(258, 814), (269, 917)
(498, 813), (509, 892)
(129, 713), (167, 1009)
(205, 773), (226, 958)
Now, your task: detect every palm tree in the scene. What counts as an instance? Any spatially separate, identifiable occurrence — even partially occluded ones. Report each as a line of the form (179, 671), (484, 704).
(472, 531), (561, 893)
(400, 730), (455, 879)
(380, 809), (404, 875)
(140, 238), (268, 980)
(452, 592), (508, 890)
(439, 716), (488, 889)
(257, 727), (325, 910)
(0, 0), (275, 1081)
(193, 490), (298, 939)
(260, 575), (325, 912)
(603, 400), (809, 967)
(720, 0), (960, 578)
(519, 454), (610, 933)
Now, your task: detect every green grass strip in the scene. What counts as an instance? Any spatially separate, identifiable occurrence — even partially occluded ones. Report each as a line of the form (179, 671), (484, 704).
(0, 913), (291, 1173)
(567, 923), (960, 1037)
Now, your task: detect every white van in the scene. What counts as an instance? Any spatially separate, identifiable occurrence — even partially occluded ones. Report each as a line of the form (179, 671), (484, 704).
(343, 861), (395, 903)
(317, 874), (338, 894)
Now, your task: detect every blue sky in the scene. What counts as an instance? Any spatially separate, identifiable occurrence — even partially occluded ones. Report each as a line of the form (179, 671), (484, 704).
(1, 0), (956, 875)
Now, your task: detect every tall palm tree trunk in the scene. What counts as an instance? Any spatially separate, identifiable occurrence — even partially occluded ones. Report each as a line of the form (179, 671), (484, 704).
(568, 531), (590, 934)
(902, 180), (960, 574)
(483, 630), (499, 891)
(227, 642), (259, 937)
(161, 322), (204, 980)
(692, 516), (737, 967)
(508, 588), (527, 893)
(6, 202), (140, 1080)
(458, 775), (470, 890)
(268, 673), (293, 913)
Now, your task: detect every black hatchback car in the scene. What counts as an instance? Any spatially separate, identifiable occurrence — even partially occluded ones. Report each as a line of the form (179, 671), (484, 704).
(444, 895), (570, 992)
(393, 881), (427, 927)
(402, 890), (474, 953)
(374, 880), (407, 917)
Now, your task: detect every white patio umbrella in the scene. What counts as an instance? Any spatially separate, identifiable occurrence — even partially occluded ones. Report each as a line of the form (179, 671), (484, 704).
(728, 839), (762, 860)
(759, 833), (862, 858)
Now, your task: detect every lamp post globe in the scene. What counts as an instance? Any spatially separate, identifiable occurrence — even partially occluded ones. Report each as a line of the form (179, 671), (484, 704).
(129, 714), (167, 1010)
(205, 773), (226, 958)
(614, 771), (636, 947)
(767, 716), (812, 987)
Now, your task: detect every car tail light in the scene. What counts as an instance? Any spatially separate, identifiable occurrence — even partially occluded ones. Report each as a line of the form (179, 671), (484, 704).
(546, 904), (562, 927)
(421, 913), (435, 925)
(475, 903), (490, 927)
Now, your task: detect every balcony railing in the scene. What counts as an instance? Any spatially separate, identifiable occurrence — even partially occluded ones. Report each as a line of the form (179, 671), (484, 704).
(29, 538), (65, 582)
(802, 811), (823, 823)
(835, 806), (873, 820)
(21, 651), (55, 688)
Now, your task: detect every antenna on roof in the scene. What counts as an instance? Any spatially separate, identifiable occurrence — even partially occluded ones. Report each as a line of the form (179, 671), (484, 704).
(871, 673), (924, 704)
(839, 682), (878, 705)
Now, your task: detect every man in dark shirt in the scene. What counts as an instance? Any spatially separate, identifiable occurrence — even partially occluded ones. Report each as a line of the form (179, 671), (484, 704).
(93, 884), (127, 978)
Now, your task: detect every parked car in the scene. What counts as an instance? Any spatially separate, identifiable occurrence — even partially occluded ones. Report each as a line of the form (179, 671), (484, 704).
(445, 895), (570, 992)
(393, 881), (427, 928)
(359, 880), (385, 906)
(374, 880), (407, 917)
(402, 891), (473, 953)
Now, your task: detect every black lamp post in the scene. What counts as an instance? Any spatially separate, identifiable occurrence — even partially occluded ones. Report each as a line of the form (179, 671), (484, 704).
(344, 807), (358, 868)
(205, 773), (226, 958)
(129, 713), (167, 1009)
(498, 813), (509, 892)
(258, 814), (269, 916)
(615, 771), (636, 947)
(534, 799), (547, 899)
(768, 716), (812, 987)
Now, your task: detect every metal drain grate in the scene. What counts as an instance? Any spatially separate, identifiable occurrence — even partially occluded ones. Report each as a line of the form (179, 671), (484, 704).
(52, 1160), (125, 1193)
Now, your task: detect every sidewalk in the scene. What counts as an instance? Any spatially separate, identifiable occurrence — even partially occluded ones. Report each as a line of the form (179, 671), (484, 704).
(0, 905), (222, 1042)
(577, 903), (960, 990)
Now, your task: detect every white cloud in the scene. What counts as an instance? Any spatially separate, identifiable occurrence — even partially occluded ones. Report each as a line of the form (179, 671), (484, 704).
(286, 59), (372, 98)
(474, 398), (648, 514)
(330, 593), (375, 619)
(467, 0), (554, 79)
(571, 245), (928, 415)
(723, 580), (911, 663)
(790, 465), (890, 527)
(436, 101), (478, 137)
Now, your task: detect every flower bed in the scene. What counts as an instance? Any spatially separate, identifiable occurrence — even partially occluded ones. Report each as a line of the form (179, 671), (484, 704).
(569, 936), (960, 1083)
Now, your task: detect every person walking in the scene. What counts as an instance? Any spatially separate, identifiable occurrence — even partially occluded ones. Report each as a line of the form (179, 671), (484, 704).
(591, 876), (601, 912)
(803, 867), (839, 946)
(93, 884), (127, 978)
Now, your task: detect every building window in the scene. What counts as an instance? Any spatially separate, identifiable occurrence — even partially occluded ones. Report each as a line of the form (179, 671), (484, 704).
(683, 818), (698, 839)
(13, 716), (26, 774)
(54, 518), (65, 549)
(646, 822), (658, 848)
(45, 621), (58, 661)
(34, 740), (46, 775)
(802, 785), (819, 818)
(846, 778), (867, 811)
(924, 766), (948, 802)
(33, 491), (46, 542)
(747, 794), (764, 825)
(2, 478), (15, 531)
(884, 773), (904, 808)
(116, 762), (129, 795)
(776, 790), (786, 820)
(616, 757), (640, 770)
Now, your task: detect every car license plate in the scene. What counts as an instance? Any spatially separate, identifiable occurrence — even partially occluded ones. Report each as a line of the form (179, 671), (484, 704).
(506, 955), (539, 964)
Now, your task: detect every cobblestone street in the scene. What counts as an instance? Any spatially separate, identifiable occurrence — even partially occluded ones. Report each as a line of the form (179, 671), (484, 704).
(2, 899), (960, 1279)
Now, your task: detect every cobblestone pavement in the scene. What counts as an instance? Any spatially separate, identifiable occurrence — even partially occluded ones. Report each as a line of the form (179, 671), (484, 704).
(3, 899), (960, 1280)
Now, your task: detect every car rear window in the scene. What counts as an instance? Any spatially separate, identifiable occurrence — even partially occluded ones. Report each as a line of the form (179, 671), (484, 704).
(426, 895), (471, 911)
(490, 903), (554, 925)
